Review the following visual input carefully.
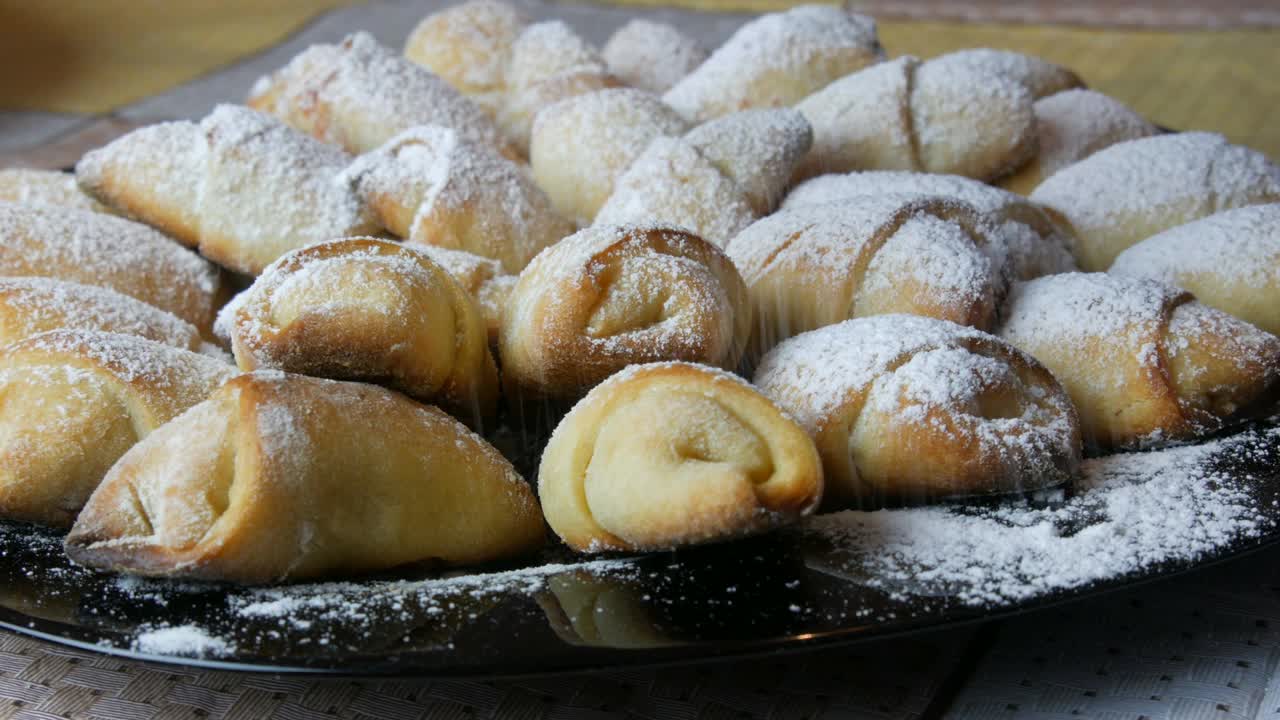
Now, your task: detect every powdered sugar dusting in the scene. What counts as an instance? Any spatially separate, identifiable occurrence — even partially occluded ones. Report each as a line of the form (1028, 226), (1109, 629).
(683, 108), (812, 215)
(1029, 89), (1157, 181)
(0, 169), (108, 213)
(928, 48), (1080, 100)
(803, 425), (1276, 605)
(602, 19), (707, 94)
(133, 625), (236, 658)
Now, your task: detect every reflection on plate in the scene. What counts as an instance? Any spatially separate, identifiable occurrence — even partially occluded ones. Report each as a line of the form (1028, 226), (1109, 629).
(1, 420), (1277, 676)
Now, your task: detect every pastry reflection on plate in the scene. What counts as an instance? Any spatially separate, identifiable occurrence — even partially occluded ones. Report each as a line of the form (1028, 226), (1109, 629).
(536, 570), (670, 648)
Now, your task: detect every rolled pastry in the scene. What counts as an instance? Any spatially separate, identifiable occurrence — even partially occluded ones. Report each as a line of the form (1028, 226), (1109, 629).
(539, 361), (822, 552)
(782, 171), (1076, 282)
(594, 109), (812, 247)
(663, 5), (882, 124)
(0, 278), (217, 356)
(0, 202), (226, 336)
(754, 315), (1080, 508)
(500, 225), (750, 401)
(414, 245), (516, 346)
(794, 55), (1037, 182)
(530, 88), (687, 225)
(602, 19), (707, 94)
(224, 237), (498, 428)
(1030, 132), (1280, 271)
(927, 49), (1083, 100)
(1000, 89), (1157, 196)
(76, 105), (378, 276)
(403, 0), (527, 117)
(1110, 204), (1280, 336)
(341, 125), (573, 273)
(998, 272), (1280, 449)
(0, 169), (111, 214)
(0, 330), (233, 527)
(724, 195), (1001, 355)
(499, 21), (622, 154)
(65, 371), (545, 583)
(248, 32), (514, 158)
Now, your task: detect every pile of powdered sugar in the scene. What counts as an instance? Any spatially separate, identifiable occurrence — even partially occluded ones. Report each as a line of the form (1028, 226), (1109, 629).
(802, 425), (1276, 606)
(132, 625), (236, 658)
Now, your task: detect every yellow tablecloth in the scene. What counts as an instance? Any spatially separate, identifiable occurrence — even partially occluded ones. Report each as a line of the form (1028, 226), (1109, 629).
(0, 0), (1276, 158)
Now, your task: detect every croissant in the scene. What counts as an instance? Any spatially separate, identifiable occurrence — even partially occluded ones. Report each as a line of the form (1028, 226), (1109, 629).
(539, 362), (822, 552)
(998, 272), (1280, 450)
(0, 330), (233, 527)
(0, 202), (226, 336)
(248, 32), (514, 158)
(1111, 204), (1280, 336)
(403, 0), (527, 117)
(1030, 132), (1280, 271)
(341, 125), (572, 273)
(500, 225), (750, 401)
(594, 109), (813, 247)
(65, 372), (545, 583)
(0, 169), (111, 214)
(662, 5), (882, 124)
(76, 105), (378, 276)
(413, 245), (516, 346)
(927, 49), (1083, 100)
(794, 55), (1037, 182)
(1000, 89), (1157, 196)
(0, 278), (219, 357)
(753, 315), (1080, 508)
(723, 195), (1001, 356)
(530, 88), (687, 225)
(224, 237), (498, 428)
(499, 21), (623, 154)
(782, 171), (1077, 282)
(602, 19), (707, 94)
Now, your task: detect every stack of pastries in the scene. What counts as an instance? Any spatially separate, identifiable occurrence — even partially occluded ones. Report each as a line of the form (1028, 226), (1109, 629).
(0, 1), (1275, 586)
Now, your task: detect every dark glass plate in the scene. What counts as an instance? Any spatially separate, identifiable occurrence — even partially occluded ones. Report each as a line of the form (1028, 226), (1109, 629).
(1, 420), (1278, 677)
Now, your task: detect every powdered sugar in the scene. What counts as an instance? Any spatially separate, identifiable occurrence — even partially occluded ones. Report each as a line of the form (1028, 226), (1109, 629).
(133, 625), (236, 658)
(999, 273), (1181, 354)
(802, 425), (1275, 605)
(683, 108), (812, 215)
(602, 19), (707, 94)
(1028, 89), (1157, 181)
(11, 330), (233, 390)
(0, 169), (107, 213)
(927, 48), (1081, 100)
(663, 5), (882, 123)
(858, 214), (998, 321)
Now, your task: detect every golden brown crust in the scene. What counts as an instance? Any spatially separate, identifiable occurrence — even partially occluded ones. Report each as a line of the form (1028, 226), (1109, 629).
(0, 202), (225, 337)
(753, 315), (1080, 508)
(539, 362), (822, 552)
(500, 225), (751, 401)
(0, 330), (233, 527)
(66, 372), (545, 583)
(226, 237), (499, 429)
(413, 245), (516, 347)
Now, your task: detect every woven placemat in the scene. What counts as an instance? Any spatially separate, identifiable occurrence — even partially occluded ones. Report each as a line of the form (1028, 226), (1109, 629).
(0, 627), (971, 719)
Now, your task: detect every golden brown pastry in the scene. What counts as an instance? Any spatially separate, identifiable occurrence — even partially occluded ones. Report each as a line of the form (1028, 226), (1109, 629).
(414, 245), (516, 346)
(602, 19), (707, 94)
(0, 277), (220, 357)
(724, 195), (1002, 356)
(223, 237), (498, 428)
(794, 55), (1037, 182)
(499, 21), (622, 154)
(663, 5), (882, 124)
(539, 361), (822, 552)
(998, 272), (1280, 450)
(65, 371), (545, 583)
(927, 49), (1082, 100)
(341, 125), (572, 273)
(782, 171), (1076, 282)
(1030, 132), (1280, 271)
(530, 88), (687, 225)
(1000, 89), (1157, 196)
(0, 169), (111, 213)
(0, 202), (226, 336)
(0, 330), (233, 527)
(754, 315), (1080, 508)
(500, 225), (750, 401)
(248, 32), (515, 158)
(594, 109), (812, 247)
(1110, 204), (1280, 336)
(403, 0), (527, 117)
(76, 104), (379, 276)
